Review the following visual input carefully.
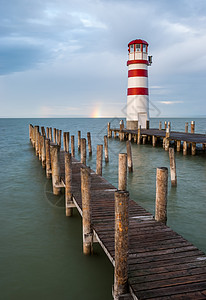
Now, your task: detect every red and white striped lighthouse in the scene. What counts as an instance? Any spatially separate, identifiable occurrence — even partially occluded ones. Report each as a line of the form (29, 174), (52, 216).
(126, 39), (152, 129)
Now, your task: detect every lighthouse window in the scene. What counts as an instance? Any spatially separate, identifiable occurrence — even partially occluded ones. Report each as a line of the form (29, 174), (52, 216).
(143, 44), (147, 53)
(130, 44), (134, 52)
(135, 44), (141, 52)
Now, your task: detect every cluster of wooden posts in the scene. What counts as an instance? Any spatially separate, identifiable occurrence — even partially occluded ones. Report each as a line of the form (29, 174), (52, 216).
(108, 120), (205, 156)
(29, 123), (177, 299)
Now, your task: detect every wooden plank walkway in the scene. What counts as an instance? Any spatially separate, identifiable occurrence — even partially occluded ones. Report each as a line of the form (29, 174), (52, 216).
(58, 150), (206, 300)
(111, 128), (206, 144)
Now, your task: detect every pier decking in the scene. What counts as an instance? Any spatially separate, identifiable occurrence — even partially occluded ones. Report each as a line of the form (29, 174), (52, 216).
(29, 124), (206, 299)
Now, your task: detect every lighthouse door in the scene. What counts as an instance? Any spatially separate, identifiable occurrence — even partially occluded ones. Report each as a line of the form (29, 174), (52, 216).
(138, 113), (147, 129)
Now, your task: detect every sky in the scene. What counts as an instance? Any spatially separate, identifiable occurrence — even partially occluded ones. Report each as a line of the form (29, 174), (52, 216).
(1, 0), (206, 118)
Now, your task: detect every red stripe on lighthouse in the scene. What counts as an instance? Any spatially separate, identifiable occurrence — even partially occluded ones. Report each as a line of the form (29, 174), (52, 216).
(127, 88), (148, 95)
(127, 60), (148, 66)
(128, 69), (148, 77)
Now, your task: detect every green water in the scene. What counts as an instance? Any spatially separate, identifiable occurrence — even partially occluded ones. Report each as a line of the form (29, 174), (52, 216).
(0, 117), (206, 299)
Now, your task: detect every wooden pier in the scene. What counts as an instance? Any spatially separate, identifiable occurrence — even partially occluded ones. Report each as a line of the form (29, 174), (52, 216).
(29, 124), (206, 299)
(109, 121), (206, 156)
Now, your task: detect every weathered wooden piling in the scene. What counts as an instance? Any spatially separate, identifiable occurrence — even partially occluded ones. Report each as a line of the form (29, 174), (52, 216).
(168, 121), (171, 131)
(104, 135), (109, 163)
(49, 127), (52, 142)
(155, 167), (168, 225)
(137, 126), (141, 145)
(142, 135), (147, 144)
(45, 138), (51, 178)
(159, 121), (162, 130)
(46, 127), (49, 139)
(108, 122), (112, 138)
(183, 141), (187, 155)
(185, 122), (188, 133)
(81, 138), (86, 165)
(164, 121), (167, 130)
(63, 132), (66, 151)
(126, 141), (133, 172)
(118, 154), (127, 190)
(87, 132), (92, 156)
(191, 121), (195, 133)
(57, 129), (62, 147)
(41, 135), (46, 168)
(176, 140), (181, 152)
(152, 135), (156, 147)
(169, 148), (177, 186)
(191, 142), (196, 156)
(65, 132), (69, 152)
(50, 144), (61, 195)
(53, 128), (56, 144)
(65, 152), (74, 217)
(81, 167), (93, 255)
(56, 129), (59, 145)
(96, 145), (103, 176)
(71, 135), (75, 157)
(38, 133), (42, 161)
(78, 131), (81, 151)
(128, 133), (132, 141)
(35, 126), (39, 156)
(113, 190), (129, 299)
(41, 126), (45, 136)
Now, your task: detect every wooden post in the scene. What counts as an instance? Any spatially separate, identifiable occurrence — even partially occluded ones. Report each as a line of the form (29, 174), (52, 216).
(191, 142), (196, 156)
(177, 140), (181, 152)
(96, 145), (103, 176)
(41, 126), (45, 136)
(35, 126), (39, 156)
(50, 144), (61, 195)
(81, 167), (93, 255)
(71, 135), (75, 157)
(104, 135), (109, 163)
(168, 121), (171, 131)
(45, 139), (51, 178)
(191, 121), (195, 133)
(137, 126), (141, 144)
(41, 135), (46, 168)
(146, 120), (150, 129)
(81, 138), (86, 165)
(114, 131), (117, 138)
(185, 122), (188, 133)
(65, 152), (73, 217)
(46, 127), (49, 139)
(164, 121), (167, 130)
(128, 133), (132, 141)
(169, 148), (177, 186)
(57, 130), (62, 147)
(66, 132), (69, 152)
(107, 122), (111, 138)
(78, 131), (81, 151)
(126, 141), (133, 172)
(155, 167), (168, 225)
(56, 129), (59, 145)
(38, 133), (42, 160)
(118, 153), (127, 190)
(53, 128), (56, 144)
(63, 132), (66, 151)
(152, 135), (156, 147)
(142, 135), (147, 144)
(87, 132), (92, 156)
(159, 121), (162, 130)
(183, 141), (187, 155)
(49, 127), (52, 142)
(113, 190), (129, 299)
(134, 134), (137, 143)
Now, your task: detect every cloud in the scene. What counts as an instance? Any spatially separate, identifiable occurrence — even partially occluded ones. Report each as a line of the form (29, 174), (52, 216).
(158, 101), (184, 105)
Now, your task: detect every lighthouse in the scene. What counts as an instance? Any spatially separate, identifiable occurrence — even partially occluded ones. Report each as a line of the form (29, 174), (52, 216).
(126, 39), (152, 130)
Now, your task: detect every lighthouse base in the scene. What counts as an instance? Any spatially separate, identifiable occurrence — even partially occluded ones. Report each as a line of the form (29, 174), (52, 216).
(126, 121), (138, 130)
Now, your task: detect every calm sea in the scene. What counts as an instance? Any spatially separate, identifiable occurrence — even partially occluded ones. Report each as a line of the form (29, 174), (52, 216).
(0, 117), (206, 300)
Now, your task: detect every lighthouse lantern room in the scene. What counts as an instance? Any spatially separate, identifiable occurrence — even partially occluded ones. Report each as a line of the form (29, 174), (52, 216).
(126, 39), (152, 130)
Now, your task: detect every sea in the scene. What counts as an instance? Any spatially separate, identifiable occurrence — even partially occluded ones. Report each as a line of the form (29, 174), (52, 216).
(0, 117), (206, 300)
